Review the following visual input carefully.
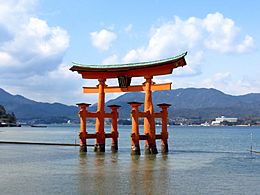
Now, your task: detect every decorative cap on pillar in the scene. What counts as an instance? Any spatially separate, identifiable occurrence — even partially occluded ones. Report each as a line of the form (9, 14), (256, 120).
(107, 104), (121, 108)
(128, 102), (143, 107)
(157, 103), (171, 107)
(128, 101), (143, 104)
(76, 103), (91, 107)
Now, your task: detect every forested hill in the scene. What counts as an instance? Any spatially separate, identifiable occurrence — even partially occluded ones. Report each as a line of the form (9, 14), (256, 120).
(0, 104), (16, 124)
(91, 88), (260, 120)
(1, 87), (260, 123)
(0, 88), (78, 123)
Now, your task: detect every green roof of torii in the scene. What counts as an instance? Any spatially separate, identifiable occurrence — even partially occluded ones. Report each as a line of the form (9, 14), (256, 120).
(70, 52), (187, 72)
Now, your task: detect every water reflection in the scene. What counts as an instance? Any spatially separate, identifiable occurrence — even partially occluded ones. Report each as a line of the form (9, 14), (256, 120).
(77, 152), (173, 194)
(130, 155), (141, 194)
(93, 153), (106, 195)
(78, 152), (121, 194)
(130, 154), (166, 195)
(78, 153), (88, 194)
(143, 155), (157, 195)
(110, 153), (119, 164)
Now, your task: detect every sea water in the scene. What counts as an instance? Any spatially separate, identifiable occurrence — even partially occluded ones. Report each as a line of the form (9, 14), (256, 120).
(0, 125), (260, 195)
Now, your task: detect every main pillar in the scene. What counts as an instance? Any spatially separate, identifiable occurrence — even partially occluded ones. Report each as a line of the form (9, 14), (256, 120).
(128, 102), (142, 155)
(77, 103), (91, 152)
(158, 103), (171, 153)
(143, 76), (158, 154)
(94, 78), (106, 152)
(108, 105), (121, 152)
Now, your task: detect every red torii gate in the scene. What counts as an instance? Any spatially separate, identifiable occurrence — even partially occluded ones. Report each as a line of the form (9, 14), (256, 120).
(70, 52), (187, 155)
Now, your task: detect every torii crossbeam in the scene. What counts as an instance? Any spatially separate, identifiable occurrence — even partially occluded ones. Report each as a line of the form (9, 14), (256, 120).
(70, 52), (187, 154)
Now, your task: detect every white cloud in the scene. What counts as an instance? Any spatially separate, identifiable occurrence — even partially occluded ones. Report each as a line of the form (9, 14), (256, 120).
(122, 16), (203, 63)
(0, 1), (116, 105)
(0, 0), (37, 27)
(237, 35), (254, 53)
(124, 24), (133, 33)
(121, 12), (254, 77)
(90, 29), (117, 51)
(0, 52), (17, 67)
(0, 1), (69, 78)
(1, 62), (99, 105)
(102, 54), (119, 65)
(202, 72), (232, 87)
(0, 0), (81, 105)
(3, 17), (68, 61)
(201, 72), (260, 95)
(203, 12), (254, 53)
(174, 51), (203, 77)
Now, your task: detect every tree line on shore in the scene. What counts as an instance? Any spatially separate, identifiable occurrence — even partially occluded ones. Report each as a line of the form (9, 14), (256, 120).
(0, 105), (18, 127)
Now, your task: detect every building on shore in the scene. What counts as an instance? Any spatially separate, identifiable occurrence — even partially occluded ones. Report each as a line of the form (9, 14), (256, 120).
(211, 116), (238, 126)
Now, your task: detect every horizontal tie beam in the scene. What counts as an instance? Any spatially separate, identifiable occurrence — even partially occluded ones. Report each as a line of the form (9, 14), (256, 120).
(83, 83), (172, 93)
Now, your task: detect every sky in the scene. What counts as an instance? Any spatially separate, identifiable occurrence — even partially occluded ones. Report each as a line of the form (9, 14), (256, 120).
(0, 0), (259, 105)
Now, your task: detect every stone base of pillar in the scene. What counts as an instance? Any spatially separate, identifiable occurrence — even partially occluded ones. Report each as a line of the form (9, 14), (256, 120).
(144, 144), (158, 154)
(111, 141), (118, 152)
(161, 143), (168, 154)
(94, 143), (105, 152)
(131, 144), (141, 155)
(80, 145), (87, 152)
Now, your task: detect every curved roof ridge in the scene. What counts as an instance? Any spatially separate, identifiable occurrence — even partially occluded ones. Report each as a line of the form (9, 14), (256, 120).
(71, 52), (187, 69)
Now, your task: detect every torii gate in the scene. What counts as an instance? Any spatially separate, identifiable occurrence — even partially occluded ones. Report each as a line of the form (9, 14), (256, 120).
(70, 52), (187, 155)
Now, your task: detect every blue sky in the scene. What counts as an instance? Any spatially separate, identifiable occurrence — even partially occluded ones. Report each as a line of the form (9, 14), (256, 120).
(0, 0), (259, 105)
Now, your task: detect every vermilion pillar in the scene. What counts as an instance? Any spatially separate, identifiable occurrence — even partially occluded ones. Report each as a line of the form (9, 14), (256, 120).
(143, 76), (158, 154)
(94, 78), (106, 152)
(77, 103), (91, 152)
(128, 102), (142, 155)
(157, 103), (171, 153)
(108, 105), (121, 152)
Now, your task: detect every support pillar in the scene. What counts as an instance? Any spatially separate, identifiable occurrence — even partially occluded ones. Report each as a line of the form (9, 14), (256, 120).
(94, 78), (106, 152)
(128, 102), (142, 155)
(143, 76), (158, 154)
(77, 103), (91, 152)
(158, 103), (171, 153)
(108, 105), (121, 152)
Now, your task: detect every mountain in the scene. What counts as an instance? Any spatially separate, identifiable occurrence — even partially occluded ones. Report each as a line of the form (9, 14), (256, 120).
(0, 88), (78, 124)
(94, 88), (260, 120)
(1, 87), (260, 124)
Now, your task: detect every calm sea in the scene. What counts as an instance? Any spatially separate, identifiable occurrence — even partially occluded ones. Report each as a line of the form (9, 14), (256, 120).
(0, 125), (260, 195)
